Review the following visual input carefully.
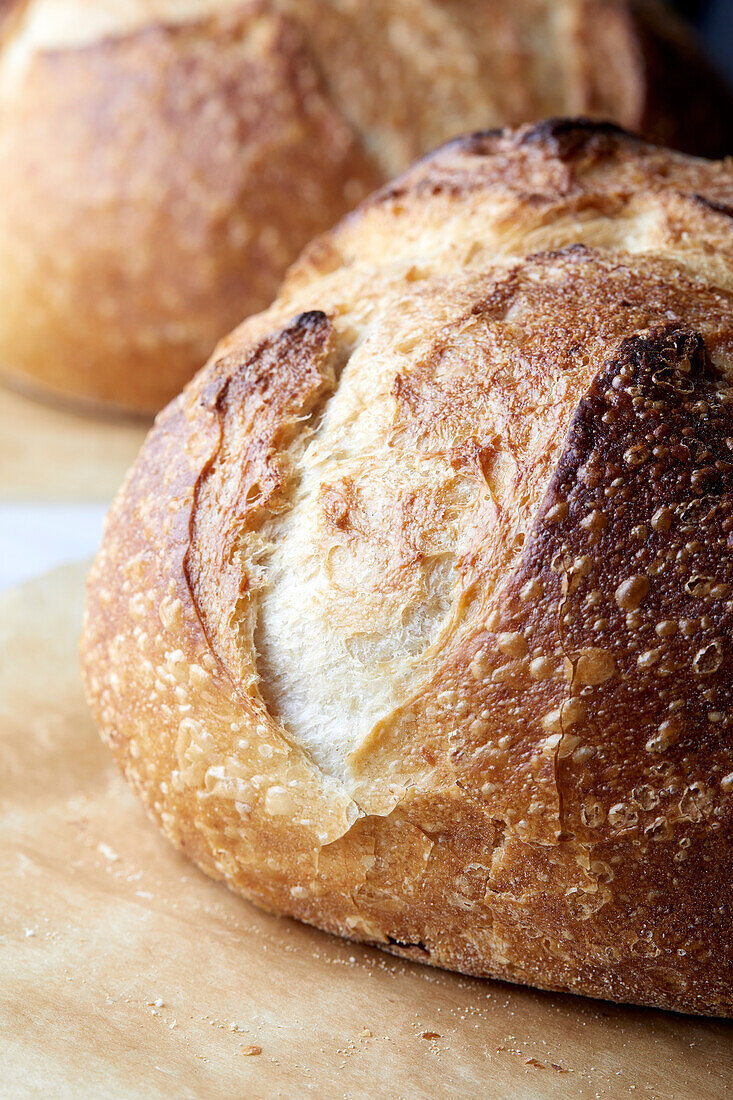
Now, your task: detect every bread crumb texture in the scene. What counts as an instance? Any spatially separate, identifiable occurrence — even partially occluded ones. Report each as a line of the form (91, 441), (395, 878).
(82, 121), (733, 1014)
(0, 0), (732, 410)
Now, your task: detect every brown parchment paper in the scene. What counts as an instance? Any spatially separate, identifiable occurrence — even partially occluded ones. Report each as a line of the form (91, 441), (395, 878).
(0, 386), (146, 500)
(1, 562), (731, 1100)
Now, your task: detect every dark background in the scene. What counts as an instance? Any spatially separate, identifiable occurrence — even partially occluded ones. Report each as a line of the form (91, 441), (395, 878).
(677, 0), (733, 80)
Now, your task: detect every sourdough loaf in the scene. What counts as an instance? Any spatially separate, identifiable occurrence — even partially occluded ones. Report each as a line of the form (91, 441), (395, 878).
(82, 120), (733, 1013)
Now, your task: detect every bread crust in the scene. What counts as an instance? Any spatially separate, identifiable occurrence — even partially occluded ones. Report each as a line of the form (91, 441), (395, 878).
(2, 0), (733, 413)
(82, 121), (733, 1014)
(0, 2), (380, 412)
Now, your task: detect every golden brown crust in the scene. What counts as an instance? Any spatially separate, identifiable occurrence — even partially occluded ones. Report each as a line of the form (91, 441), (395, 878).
(0, 3), (380, 412)
(82, 122), (733, 1014)
(449, 324), (733, 1007)
(2, 1), (733, 413)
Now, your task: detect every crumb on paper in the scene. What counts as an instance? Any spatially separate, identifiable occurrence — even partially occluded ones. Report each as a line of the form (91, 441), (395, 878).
(97, 843), (120, 862)
(421, 1031), (441, 1040)
(241, 1045), (262, 1057)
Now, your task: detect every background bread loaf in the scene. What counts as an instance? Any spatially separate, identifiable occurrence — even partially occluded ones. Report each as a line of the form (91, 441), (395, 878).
(82, 121), (733, 1014)
(0, 0), (731, 413)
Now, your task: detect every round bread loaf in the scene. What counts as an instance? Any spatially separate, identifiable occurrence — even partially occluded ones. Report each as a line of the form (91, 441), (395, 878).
(82, 120), (733, 1014)
(1, 1), (732, 413)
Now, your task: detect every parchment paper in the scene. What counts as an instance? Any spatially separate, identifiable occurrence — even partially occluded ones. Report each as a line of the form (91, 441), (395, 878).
(1, 563), (731, 1099)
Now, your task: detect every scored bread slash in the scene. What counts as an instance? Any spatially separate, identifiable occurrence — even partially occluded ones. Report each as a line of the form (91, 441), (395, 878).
(81, 120), (733, 1017)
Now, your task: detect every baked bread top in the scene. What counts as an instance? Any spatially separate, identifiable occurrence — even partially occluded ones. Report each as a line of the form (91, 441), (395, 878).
(1, 0), (731, 412)
(82, 121), (733, 1013)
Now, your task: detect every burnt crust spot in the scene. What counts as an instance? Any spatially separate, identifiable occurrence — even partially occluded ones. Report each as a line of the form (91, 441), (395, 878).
(371, 118), (646, 207)
(429, 118), (638, 166)
(514, 117), (639, 158)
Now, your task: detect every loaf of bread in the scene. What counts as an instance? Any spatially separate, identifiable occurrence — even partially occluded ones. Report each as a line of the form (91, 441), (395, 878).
(82, 120), (733, 1014)
(1, 1), (732, 413)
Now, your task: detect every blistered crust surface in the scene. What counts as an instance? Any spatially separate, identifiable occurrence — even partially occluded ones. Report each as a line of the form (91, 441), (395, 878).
(83, 124), (733, 1014)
